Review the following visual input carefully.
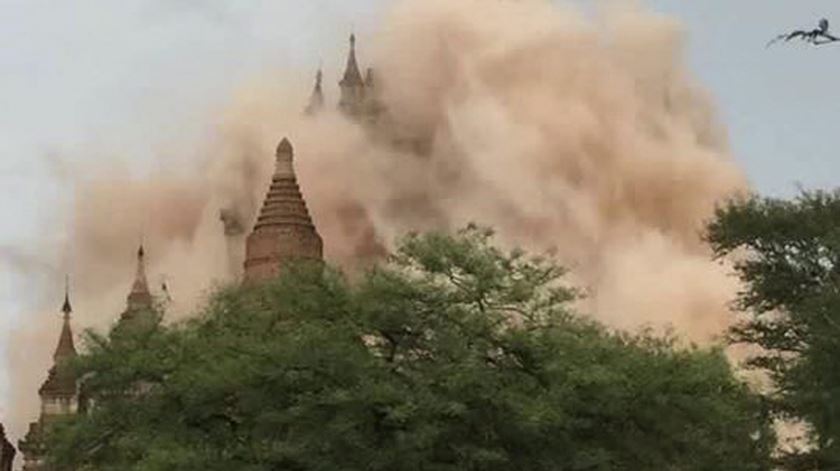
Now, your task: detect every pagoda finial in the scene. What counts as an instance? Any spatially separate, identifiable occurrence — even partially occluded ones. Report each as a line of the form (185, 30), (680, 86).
(305, 67), (325, 115)
(277, 137), (293, 155)
(275, 137), (295, 177)
(61, 275), (72, 320)
(133, 244), (148, 292)
(53, 277), (77, 361)
(126, 243), (152, 311)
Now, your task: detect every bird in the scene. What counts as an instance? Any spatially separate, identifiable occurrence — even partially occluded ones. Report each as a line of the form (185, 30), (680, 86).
(767, 18), (840, 47)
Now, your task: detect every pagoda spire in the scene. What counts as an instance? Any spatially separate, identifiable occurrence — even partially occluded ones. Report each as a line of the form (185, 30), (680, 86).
(341, 34), (364, 87)
(128, 244), (151, 307)
(305, 67), (325, 115)
(20, 279), (80, 470)
(38, 279), (78, 398)
(244, 137), (323, 282)
(339, 33), (366, 115)
(61, 275), (72, 320)
(54, 276), (76, 361)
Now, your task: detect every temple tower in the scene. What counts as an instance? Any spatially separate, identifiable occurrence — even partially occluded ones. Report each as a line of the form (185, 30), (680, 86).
(19, 283), (79, 471)
(361, 66), (385, 123)
(305, 68), (325, 115)
(244, 138), (323, 282)
(117, 245), (156, 328)
(338, 34), (366, 116)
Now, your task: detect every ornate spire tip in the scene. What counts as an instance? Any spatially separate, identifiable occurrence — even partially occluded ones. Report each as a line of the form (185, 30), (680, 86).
(277, 138), (294, 156)
(61, 275), (72, 316)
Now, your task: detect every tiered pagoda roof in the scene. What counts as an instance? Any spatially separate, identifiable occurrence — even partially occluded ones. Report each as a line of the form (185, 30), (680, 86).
(244, 138), (323, 282)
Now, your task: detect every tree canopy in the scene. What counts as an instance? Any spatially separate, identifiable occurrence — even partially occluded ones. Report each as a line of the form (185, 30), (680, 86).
(48, 226), (772, 470)
(707, 190), (840, 468)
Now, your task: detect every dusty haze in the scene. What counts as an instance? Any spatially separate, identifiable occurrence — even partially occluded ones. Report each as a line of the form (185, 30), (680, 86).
(3, 0), (748, 448)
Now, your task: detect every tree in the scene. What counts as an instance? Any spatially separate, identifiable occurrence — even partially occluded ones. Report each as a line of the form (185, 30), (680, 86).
(707, 190), (840, 468)
(49, 226), (772, 470)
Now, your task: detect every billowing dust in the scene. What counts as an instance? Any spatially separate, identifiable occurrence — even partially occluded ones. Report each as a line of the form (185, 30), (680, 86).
(3, 0), (748, 445)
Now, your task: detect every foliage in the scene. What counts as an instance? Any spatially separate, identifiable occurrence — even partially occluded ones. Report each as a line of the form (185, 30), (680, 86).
(707, 190), (840, 467)
(50, 226), (772, 470)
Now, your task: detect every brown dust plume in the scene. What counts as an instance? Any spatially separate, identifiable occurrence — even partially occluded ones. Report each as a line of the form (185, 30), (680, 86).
(4, 0), (748, 446)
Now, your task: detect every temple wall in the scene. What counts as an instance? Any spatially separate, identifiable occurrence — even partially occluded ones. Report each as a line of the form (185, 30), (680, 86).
(244, 226), (323, 282)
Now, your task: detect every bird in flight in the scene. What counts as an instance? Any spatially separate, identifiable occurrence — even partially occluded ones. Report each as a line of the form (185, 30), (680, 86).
(768, 18), (840, 47)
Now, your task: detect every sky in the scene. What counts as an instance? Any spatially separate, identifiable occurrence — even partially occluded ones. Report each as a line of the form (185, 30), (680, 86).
(2, 0), (840, 421)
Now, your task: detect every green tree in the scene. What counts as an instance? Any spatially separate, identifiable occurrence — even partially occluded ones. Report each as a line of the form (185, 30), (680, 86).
(50, 226), (772, 470)
(707, 190), (840, 469)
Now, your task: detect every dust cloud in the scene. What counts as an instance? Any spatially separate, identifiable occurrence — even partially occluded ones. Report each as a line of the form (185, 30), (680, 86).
(4, 0), (748, 448)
